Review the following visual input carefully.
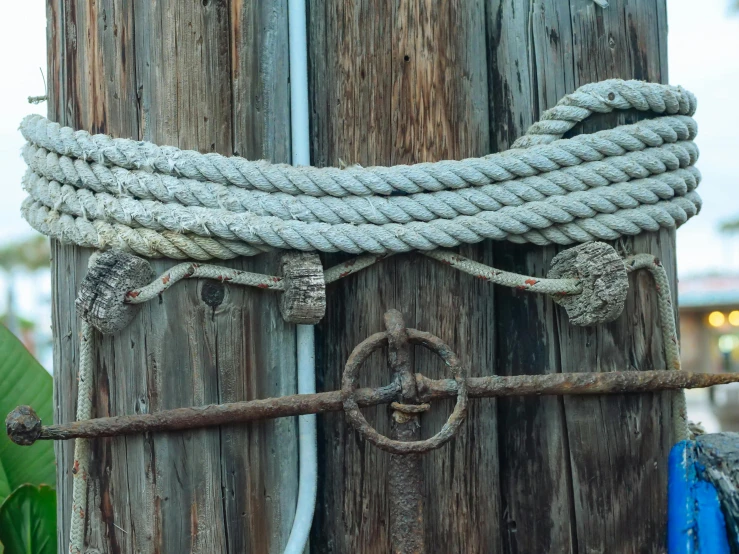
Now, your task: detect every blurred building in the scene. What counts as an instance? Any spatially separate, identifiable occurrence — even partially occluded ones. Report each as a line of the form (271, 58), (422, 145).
(679, 274), (739, 430)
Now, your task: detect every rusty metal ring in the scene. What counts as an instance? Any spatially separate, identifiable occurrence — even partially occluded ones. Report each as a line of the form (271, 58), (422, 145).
(341, 328), (468, 455)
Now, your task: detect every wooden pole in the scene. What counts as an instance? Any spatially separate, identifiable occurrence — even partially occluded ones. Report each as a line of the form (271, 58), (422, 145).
(491, 2), (673, 552)
(47, 1), (299, 551)
(310, 0), (672, 553)
(45, 0), (674, 552)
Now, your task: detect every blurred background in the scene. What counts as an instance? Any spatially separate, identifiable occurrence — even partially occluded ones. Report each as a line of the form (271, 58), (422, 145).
(0, 0), (738, 430)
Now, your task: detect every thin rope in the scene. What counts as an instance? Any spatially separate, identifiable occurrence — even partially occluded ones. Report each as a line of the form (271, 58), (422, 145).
(625, 254), (688, 441)
(123, 250), (582, 305)
(19, 80), (701, 259)
(69, 320), (93, 554)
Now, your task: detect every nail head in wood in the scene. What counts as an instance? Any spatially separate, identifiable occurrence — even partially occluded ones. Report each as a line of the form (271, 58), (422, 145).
(279, 252), (326, 324)
(6, 405), (42, 446)
(547, 242), (628, 326)
(75, 250), (155, 334)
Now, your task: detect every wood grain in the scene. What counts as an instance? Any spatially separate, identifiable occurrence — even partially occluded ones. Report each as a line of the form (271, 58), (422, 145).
(309, 1), (501, 552)
(488, 1), (674, 552)
(45, 0), (678, 552)
(49, 1), (297, 552)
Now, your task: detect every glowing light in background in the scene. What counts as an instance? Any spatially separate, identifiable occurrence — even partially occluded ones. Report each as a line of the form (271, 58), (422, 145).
(709, 311), (726, 327)
(718, 334), (739, 354)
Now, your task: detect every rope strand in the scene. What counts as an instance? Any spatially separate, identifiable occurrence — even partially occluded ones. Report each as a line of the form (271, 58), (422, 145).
(19, 80), (701, 259)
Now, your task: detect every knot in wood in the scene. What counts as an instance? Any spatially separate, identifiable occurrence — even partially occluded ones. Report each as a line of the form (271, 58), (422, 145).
(76, 251), (155, 334)
(279, 252), (326, 324)
(547, 242), (628, 326)
(6, 405), (42, 446)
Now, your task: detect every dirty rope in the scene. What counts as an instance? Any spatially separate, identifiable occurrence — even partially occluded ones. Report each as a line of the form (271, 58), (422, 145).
(68, 254), (98, 554)
(20, 80), (700, 260)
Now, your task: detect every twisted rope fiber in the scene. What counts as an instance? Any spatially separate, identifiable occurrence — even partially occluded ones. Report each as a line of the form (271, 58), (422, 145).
(19, 80), (701, 260)
(69, 254), (96, 554)
(123, 250), (584, 305)
(32, 80), (696, 550)
(625, 254), (688, 442)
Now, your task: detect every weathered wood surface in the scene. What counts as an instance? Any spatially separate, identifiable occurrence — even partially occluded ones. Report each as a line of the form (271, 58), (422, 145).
(48, 1), (298, 552)
(279, 253), (326, 324)
(696, 433), (739, 551)
(309, 1), (498, 552)
(547, 242), (629, 327)
(75, 252), (155, 335)
(490, 1), (675, 552)
(44, 0), (679, 552)
(311, 0), (674, 553)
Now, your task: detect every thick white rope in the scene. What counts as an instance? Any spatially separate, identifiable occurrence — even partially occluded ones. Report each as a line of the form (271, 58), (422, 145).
(38, 80), (698, 550)
(19, 80), (701, 259)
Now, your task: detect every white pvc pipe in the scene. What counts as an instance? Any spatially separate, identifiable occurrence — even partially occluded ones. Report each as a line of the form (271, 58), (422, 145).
(284, 0), (317, 552)
(284, 325), (318, 554)
(288, 0), (310, 168)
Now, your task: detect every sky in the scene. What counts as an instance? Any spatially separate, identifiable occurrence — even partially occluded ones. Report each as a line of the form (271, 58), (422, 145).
(0, 3), (46, 243)
(0, 0), (736, 302)
(668, 0), (739, 276)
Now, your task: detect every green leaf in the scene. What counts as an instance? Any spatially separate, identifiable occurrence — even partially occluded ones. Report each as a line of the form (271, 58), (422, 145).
(0, 485), (56, 554)
(0, 325), (55, 502)
(0, 461), (10, 504)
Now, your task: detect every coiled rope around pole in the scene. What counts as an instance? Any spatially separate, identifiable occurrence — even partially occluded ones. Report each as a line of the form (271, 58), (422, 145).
(19, 80), (701, 260)
(21, 80), (699, 552)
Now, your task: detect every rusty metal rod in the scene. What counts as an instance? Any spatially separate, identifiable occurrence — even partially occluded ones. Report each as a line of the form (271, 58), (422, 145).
(7, 370), (739, 445)
(385, 310), (426, 553)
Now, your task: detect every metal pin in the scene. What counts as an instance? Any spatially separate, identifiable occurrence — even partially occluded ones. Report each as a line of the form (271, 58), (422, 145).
(7, 371), (739, 446)
(385, 310), (426, 553)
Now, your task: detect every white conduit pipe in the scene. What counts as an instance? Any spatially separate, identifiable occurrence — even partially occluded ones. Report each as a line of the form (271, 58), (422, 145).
(284, 0), (318, 552)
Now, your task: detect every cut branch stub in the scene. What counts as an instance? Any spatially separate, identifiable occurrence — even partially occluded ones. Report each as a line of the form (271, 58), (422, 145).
(279, 252), (326, 324)
(76, 251), (155, 334)
(547, 242), (628, 326)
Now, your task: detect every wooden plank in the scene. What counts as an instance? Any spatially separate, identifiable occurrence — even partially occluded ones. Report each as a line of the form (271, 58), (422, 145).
(46, 0), (68, 547)
(49, 0), (297, 552)
(488, 0), (674, 552)
(225, 4), (298, 552)
(309, 1), (502, 552)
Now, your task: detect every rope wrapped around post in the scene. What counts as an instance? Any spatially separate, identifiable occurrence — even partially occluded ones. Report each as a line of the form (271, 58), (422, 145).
(14, 78), (704, 553)
(19, 80), (700, 260)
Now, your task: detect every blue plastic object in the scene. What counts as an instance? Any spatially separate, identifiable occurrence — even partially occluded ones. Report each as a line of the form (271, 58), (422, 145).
(668, 440), (730, 554)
